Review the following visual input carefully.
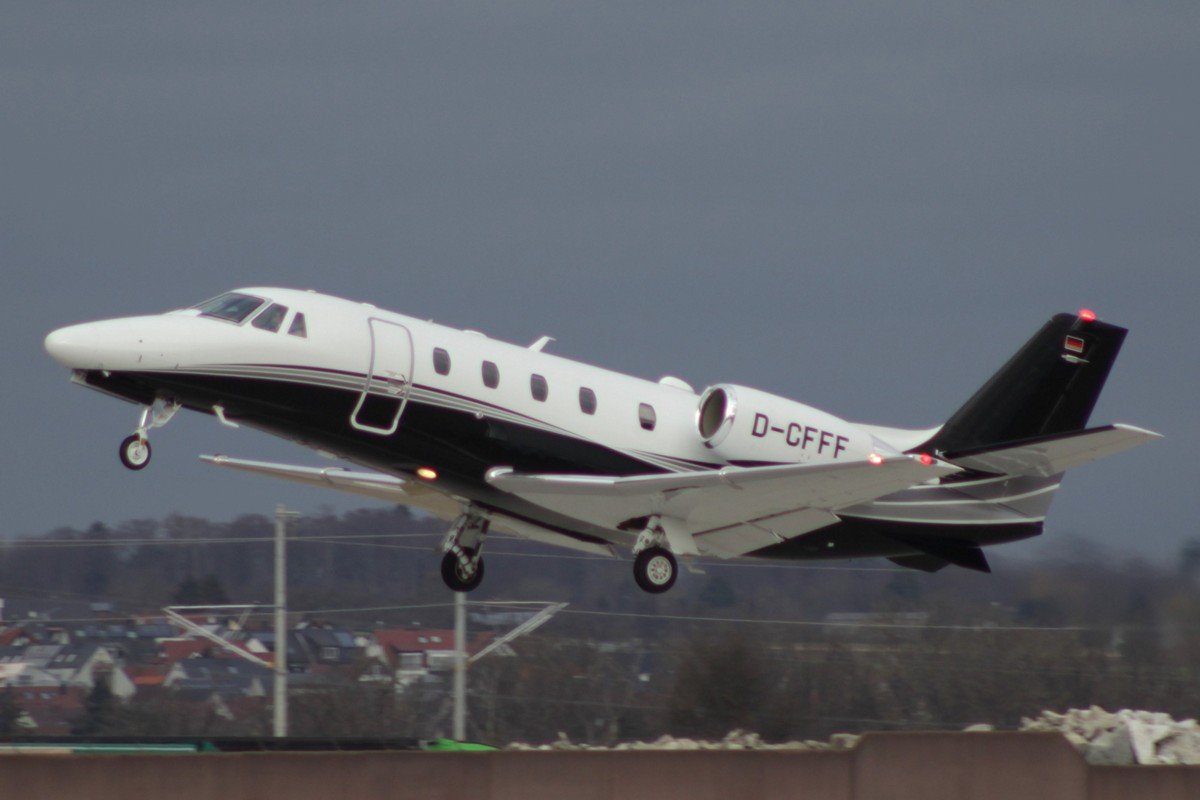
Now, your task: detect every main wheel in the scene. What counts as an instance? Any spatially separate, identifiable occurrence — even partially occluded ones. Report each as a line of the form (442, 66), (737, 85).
(119, 435), (151, 471)
(441, 549), (484, 593)
(634, 547), (677, 594)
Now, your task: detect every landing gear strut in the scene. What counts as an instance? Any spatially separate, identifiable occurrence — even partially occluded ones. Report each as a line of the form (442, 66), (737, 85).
(440, 508), (489, 593)
(118, 398), (180, 471)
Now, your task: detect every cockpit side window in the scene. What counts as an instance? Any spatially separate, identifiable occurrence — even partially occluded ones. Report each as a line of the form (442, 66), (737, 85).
(251, 303), (289, 332)
(194, 292), (267, 324)
(288, 313), (307, 338)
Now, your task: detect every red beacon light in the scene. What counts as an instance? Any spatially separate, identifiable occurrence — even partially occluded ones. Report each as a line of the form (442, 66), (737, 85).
(918, 453), (935, 466)
(416, 467), (438, 481)
(867, 453), (885, 466)
(1078, 308), (1097, 323)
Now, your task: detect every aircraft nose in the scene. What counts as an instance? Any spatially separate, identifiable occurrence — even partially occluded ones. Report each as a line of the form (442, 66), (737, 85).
(44, 324), (100, 368)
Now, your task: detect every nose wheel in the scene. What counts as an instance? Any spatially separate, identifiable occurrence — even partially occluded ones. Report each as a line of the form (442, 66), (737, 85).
(117, 398), (180, 471)
(119, 435), (152, 470)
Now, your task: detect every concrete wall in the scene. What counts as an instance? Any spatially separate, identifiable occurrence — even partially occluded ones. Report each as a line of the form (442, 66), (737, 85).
(1, 733), (1198, 800)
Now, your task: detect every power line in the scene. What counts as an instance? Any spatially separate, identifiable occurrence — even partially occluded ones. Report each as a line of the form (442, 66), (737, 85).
(2, 531), (910, 573)
(0, 532), (441, 549)
(298, 537), (907, 572)
(13, 605), (1104, 632)
(557, 608), (1097, 632)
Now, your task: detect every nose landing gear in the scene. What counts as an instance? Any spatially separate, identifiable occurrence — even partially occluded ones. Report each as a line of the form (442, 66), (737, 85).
(119, 434), (152, 470)
(118, 398), (180, 471)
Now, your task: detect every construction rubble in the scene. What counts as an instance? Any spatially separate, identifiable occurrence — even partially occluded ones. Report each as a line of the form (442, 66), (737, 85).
(507, 729), (860, 752)
(1020, 706), (1200, 765)
(508, 707), (1200, 764)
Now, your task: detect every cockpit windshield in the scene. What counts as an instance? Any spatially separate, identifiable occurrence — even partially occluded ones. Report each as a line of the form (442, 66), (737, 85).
(193, 292), (267, 324)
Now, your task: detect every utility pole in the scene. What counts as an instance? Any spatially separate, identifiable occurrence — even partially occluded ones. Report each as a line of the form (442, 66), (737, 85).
(452, 600), (567, 741)
(274, 505), (299, 738)
(452, 590), (466, 740)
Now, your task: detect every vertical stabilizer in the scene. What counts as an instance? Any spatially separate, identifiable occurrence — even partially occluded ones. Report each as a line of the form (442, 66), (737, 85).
(919, 312), (1127, 455)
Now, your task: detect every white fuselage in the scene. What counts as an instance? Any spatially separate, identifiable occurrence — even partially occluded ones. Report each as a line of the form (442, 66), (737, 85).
(47, 287), (1055, 568)
(45, 287), (882, 476)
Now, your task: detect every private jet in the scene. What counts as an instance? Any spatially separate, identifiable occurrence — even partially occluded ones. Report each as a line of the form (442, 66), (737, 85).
(45, 289), (1159, 593)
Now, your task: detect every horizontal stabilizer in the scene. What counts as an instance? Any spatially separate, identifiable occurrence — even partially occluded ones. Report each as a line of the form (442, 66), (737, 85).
(943, 424), (1161, 477)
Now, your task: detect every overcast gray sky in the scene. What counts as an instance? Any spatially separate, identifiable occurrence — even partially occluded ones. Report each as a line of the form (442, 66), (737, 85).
(3, 2), (1196, 561)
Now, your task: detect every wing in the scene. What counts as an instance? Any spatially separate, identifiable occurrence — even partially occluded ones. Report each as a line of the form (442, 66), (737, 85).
(199, 455), (617, 557)
(486, 455), (960, 558)
(943, 423), (1161, 477)
(200, 454), (464, 520)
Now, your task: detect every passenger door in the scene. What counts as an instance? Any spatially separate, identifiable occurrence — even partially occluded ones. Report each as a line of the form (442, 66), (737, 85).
(350, 318), (414, 436)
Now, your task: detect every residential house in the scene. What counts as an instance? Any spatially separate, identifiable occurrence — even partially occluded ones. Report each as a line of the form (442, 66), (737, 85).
(4, 685), (88, 735)
(364, 628), (495, 689)
(0, 643), (135, 700)
(293, 626), (361, 670)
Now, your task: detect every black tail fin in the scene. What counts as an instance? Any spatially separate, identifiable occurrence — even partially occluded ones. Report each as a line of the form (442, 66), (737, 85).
(919, 312), (1127, 455)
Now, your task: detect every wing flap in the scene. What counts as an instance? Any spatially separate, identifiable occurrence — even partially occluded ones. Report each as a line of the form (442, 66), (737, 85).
(944, 423), (1161, 477)
(486, 455), (960, 555)
(693, 508), (841, 558)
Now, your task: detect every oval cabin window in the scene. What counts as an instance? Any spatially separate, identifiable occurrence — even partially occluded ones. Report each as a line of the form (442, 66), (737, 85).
(482, 361), (500, 389)
(579, 387), (597, 415)
(433, 348), (451, 376)
(638, 403), (657, 431)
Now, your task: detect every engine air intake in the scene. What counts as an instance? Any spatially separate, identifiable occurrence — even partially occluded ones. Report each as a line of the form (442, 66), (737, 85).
(698, 387), (730, 441)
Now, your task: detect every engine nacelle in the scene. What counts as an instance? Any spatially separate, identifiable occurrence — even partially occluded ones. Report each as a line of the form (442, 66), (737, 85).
(696, 384), (874, 465)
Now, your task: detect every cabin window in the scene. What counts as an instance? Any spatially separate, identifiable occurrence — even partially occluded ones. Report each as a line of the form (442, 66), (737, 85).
(579, 387), (597, 415)
(482, 361), (500, 388)
(433, 348), (451, 376)
(638, 403), (657, 431)
(251, 303), (289, 332)
(530, 374), (548, 402)
(288, 313), (307, 338)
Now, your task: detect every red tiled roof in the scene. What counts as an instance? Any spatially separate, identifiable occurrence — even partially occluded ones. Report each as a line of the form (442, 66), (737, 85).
(161, 639), (212, 663)
(372, 629), (495, 662)
(10, 686), (87, 735)
(125, 664), (169, 686)
(374, 629), (458, 652)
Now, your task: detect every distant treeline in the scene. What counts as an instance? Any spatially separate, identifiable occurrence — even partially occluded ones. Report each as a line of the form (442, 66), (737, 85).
(4, 507), (1200, 743)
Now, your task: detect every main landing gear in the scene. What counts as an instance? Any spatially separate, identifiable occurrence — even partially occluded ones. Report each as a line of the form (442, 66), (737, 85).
(118, 398), (180, 471)
(632, 521), (679, 594)
(440, 508), (490, 593)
